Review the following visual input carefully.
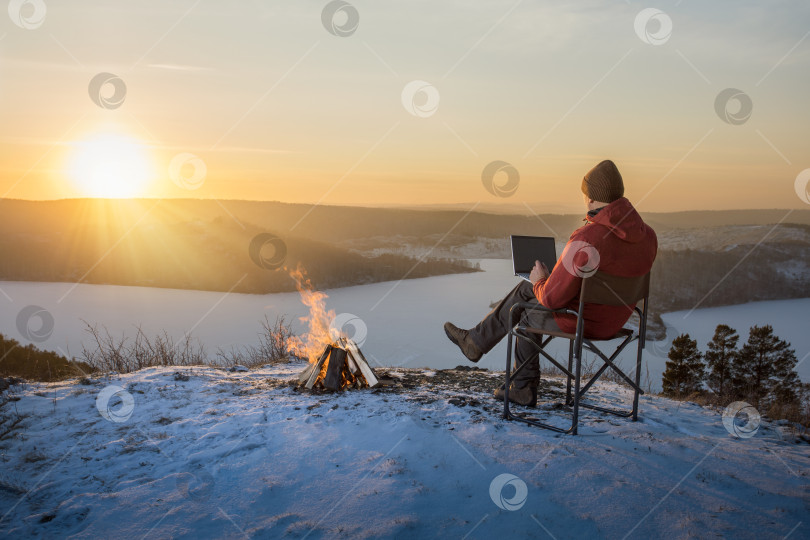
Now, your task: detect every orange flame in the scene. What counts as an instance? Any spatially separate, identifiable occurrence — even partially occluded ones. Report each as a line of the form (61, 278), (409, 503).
(288, 265), (337, 364)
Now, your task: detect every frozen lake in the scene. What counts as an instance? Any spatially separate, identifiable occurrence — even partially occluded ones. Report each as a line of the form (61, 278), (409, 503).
(1, 260), (808, 392)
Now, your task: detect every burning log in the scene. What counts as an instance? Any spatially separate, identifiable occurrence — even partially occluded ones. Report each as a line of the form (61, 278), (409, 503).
(344, 340), (378, 387)
(323, 347), (347, 390)
(286, 266), (378, 391)
(298, 338), (378, 391)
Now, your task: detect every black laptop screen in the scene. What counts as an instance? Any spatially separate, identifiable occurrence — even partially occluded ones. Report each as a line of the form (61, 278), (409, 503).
(511, 236), (557, 274)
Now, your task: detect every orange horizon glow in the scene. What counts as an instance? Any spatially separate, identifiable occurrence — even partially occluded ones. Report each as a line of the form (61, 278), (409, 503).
(1, 2), (809, 213)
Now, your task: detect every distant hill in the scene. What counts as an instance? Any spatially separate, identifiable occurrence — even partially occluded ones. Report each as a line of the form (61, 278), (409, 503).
(1, 199), (808, 313)
(643, 209), (810, 230)
(3, 198), (807, 246)
(0, 198), (479, 294)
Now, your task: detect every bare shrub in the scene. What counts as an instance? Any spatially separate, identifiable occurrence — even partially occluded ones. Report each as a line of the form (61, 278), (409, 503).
(766, 385), (810, 434)
(80, 321), (206, 374)
(0, 381), (26, 442)
(215, 316), (296, 368)
(258, 315), (295, 362)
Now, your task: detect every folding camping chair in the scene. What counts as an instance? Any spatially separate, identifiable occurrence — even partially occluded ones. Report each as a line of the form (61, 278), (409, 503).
(503, 271), (651, 435)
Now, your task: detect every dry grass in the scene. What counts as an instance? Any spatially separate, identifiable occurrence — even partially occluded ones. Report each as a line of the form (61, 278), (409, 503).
(80, 321), (206, 374)
(214, 315), (296, 368)
(80, 315), (298, 374)
(658, 388), (810, 434)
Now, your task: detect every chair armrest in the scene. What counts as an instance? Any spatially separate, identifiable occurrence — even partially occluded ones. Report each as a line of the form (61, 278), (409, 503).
(507, 302), (578, 328)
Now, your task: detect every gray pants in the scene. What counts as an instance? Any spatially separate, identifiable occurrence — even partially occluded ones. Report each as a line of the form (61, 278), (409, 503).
(468, 280), (562, 389)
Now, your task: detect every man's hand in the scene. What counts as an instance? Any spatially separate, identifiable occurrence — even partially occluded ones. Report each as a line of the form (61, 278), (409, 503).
(529, 260), (550, 285)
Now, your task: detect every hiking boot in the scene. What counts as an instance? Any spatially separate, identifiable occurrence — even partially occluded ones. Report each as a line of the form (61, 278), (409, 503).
(443, 322), (483, 363)
(494, 383), (537, 407)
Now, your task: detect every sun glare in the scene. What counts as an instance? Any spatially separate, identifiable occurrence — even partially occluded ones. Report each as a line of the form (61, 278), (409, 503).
(69, 134), (152, 198)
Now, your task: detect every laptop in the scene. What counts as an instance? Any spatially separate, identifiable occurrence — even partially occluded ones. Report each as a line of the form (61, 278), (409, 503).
(510, 235), (557, 282)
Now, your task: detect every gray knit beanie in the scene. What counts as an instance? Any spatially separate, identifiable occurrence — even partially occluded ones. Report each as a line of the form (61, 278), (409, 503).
(581, 160), (624, 203)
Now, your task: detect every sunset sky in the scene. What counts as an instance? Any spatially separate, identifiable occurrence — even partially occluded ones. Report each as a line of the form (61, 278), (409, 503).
(1, 0), (809, 212)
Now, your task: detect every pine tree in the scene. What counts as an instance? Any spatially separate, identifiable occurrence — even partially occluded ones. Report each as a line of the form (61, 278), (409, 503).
(662, 334), (705, 398)
(732, 325), (801, 408)
(705, 324), (739, 399)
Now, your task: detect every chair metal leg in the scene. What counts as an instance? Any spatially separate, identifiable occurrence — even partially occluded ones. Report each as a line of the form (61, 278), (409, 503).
(503, 328), (514, 420)
(501, 290), (650, 433)
(632, 337), (643, 421)
(565, 340), (573, 406)
(581, 338), (642, 391)
(632, 300), (648, 421)
(571, 335), (583, 435)
(503, 329), (577, 434)
(570, 337), (646, 419)
(576, 337), (640, 399)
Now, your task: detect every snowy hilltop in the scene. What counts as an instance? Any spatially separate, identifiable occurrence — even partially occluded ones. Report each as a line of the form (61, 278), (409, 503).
(0, 364), (807, 539)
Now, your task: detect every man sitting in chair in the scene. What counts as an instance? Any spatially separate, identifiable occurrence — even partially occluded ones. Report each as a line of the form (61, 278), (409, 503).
(444, 159), (658, 407)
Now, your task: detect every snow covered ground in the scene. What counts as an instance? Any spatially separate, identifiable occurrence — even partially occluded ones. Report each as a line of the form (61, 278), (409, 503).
(1, 364), (807, 538)
(1, 259), (809, 392)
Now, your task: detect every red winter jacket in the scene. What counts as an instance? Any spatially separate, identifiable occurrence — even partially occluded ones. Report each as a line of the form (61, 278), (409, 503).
(533, 197), (658, 339)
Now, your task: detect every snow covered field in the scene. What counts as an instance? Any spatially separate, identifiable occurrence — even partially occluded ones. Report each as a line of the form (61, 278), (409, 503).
(1, 260), (809, 392)
(1, 363), (808, 538)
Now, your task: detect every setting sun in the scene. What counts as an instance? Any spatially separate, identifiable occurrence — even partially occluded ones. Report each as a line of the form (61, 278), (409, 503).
(69, 134), (152, 198)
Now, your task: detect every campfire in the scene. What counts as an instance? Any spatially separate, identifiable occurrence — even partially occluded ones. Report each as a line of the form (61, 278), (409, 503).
(288, 267), (379, 391)
(297, 337), (379, 390)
